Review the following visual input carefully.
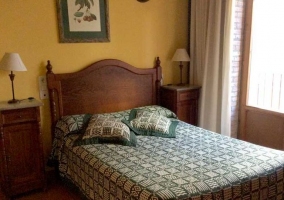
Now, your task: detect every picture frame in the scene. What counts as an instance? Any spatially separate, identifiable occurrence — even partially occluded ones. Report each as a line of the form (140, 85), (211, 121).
(56, 0), (110, 43)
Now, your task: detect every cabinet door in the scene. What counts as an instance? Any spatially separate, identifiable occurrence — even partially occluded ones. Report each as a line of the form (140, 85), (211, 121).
(3, 122), (42, 188)
(177, 100), (198, 125)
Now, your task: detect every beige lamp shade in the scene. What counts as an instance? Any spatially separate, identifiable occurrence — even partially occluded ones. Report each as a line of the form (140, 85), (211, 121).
(0, 53), (27, 71)
(0, 53), (27, 104)
(172, 49), (190, 62)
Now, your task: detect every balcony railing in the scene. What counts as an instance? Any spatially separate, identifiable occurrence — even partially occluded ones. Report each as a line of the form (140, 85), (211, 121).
(248, 72), (284, 113)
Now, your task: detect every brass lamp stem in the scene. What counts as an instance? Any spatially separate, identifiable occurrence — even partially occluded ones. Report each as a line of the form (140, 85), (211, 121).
(177, 61), (185, 86)
(8, 71), (19, 104)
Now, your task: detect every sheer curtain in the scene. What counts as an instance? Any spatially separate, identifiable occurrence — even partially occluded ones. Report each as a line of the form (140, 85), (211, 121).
(190, 0), (234, 136)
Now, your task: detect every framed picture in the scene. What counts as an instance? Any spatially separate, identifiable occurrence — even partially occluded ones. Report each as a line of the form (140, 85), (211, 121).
(57, 0), (110, 43)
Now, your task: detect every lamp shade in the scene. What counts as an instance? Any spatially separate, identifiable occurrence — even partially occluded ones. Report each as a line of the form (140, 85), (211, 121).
(172, 49), (190, 62)
(0, 53), (27, 71)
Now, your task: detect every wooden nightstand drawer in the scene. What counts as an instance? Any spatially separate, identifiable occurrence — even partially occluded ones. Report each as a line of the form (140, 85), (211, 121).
(179, 90), (199, 101)
(1, 108), (37, 125)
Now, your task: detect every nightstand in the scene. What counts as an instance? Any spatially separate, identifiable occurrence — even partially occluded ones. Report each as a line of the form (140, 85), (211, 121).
(160, 85), (201, 125)
(0, 99), (46, 198)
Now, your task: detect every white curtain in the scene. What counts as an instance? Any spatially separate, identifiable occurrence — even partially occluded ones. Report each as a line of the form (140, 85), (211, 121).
(190, 0), (234, 136)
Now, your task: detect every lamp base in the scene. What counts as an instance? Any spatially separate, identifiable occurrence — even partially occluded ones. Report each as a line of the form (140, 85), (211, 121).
(8, 99), (20, 104)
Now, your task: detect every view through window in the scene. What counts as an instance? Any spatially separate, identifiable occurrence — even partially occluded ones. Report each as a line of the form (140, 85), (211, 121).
(248, 0), (284, 113)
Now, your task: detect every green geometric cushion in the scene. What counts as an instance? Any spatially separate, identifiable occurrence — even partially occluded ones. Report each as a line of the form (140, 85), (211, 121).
(132, 105), (178, 119)
(74, 114), (136, 147)
(122, 109), (178, 138)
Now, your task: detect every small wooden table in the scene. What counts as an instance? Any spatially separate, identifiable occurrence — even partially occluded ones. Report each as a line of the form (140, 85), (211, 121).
(0, 99), (46, 199)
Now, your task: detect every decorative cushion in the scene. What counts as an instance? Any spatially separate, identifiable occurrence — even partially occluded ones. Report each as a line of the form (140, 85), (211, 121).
(133, 105), (178, 119)
(47, 114), (92, 166)
(74, 114), (136, 147)
(122, 109), (179, 138)
(57, 114), (92, 136)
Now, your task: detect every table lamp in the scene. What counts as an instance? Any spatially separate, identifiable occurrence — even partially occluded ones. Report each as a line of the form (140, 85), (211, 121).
(172, 49), (190, 86)
(0, 53), (27, 104)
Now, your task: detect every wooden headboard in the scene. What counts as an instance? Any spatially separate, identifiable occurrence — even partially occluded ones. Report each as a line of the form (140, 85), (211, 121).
(46, 57), (162, 131)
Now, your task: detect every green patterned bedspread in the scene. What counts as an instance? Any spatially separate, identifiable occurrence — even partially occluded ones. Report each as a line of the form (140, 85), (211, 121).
(49, 107), (284, 200)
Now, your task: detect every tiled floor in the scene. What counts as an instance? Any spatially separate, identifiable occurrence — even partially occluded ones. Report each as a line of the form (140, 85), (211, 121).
(0, 171), (82, 200)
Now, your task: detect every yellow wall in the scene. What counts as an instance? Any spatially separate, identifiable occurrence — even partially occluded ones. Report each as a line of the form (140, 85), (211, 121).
(0, 0), (188, 161)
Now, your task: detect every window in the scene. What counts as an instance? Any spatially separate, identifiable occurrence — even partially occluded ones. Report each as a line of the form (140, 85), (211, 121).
(247, 0), (284, 113)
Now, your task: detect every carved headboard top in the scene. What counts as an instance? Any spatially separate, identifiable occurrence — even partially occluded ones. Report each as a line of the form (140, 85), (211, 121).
(46, 57), (162, 133)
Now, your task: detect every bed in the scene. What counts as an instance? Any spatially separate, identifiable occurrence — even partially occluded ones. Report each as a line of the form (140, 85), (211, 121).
(46, 58), (284, 200)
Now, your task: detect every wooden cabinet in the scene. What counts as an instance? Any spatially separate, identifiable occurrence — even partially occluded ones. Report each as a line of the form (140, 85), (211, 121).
(160, 85), (201, 125)
(0, 100), (45, 198)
